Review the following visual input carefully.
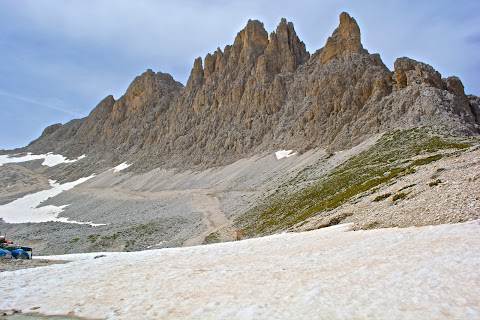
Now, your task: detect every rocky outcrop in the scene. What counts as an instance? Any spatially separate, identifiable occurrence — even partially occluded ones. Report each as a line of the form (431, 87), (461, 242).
(261, 18), (310, 77)
(39, 123), (62, 139)
(25, 12), (480, 174)
(393, 57), (445, 90)
(186, 58), (204, 89)
(445, 76), (466, 97)
(469, 95), (480, 126)
(76, 95), (115, 140)
(113, 69), (183, 122)
(319, 12), (364, 64)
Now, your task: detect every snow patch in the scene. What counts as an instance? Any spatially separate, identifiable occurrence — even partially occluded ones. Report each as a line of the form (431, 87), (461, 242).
(275, 150), (297, 160)
(0, 152), (86, 167)
(147, 241), (165, 249)
(0, 175), (104, 226)
(112, 162), (131, 173)
(42, 154), (76, 166)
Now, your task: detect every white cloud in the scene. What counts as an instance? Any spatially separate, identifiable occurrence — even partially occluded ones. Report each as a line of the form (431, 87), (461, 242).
(0, 90), (82, 117)
(16, 1), (261, 67)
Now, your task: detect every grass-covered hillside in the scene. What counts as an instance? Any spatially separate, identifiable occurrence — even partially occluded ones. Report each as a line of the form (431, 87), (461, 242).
(236, 128), (475, 236)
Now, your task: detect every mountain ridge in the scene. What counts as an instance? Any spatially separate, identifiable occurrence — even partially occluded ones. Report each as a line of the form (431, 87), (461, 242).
(22, 12), (480, 174)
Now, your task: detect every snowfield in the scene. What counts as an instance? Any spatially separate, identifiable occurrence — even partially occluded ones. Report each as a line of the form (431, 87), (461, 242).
(1, 221), (479, 319)
(0, 175), (104, 225)
(0, 152), (86, 167)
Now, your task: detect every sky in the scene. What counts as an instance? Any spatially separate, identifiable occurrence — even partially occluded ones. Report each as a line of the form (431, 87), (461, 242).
(0, 0), (479, 150)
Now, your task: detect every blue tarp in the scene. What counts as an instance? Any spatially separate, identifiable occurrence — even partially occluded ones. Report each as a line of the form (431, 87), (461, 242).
(11, 249), (30, 259)
(0, 248), (11, 258)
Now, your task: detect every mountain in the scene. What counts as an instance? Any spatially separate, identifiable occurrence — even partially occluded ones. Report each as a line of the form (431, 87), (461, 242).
(24, 12), (479, 174)
(1, 13), (479, 255)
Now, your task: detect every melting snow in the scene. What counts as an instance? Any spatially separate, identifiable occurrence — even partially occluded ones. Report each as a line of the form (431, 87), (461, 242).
(1, 221), (479, 319)
(112, 162), (131, 173)
(0, 153), (86, 167)
(275, 150), (297, 160)
(0, 175), (104, 226)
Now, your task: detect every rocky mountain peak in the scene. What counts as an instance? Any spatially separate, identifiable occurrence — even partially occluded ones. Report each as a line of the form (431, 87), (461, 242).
(261, 18), (309, 75)
(114, 69), (183, 120)
(393, 57), (445, 90)
(319, 12), (363, 64)
(445, 76), (466, 97)
(88, 95), (115, 121)
(185, 20), (269, 93)
(186, 57), (204, 89)
(125, 69), (181, 100)
(38, 123), (63, 139)
(273, 18), (309, 61)
(392, 58), (469, 101)
(232, 19), (269, 66)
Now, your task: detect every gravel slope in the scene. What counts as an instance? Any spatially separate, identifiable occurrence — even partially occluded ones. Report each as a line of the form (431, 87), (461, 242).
(294, 145), (480, 232)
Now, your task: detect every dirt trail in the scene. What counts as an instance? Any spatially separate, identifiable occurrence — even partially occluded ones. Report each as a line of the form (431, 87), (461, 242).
(183, 191), (231, 246)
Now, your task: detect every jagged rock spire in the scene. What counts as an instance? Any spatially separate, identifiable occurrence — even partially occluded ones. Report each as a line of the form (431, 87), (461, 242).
(264, 18), (309, 73)
(233, 19), (269, 66)
(319, 12), (363, 64)
(274, 18), (309, 64)
(186, 57), (204, 88)
(186, 20), (268, 91)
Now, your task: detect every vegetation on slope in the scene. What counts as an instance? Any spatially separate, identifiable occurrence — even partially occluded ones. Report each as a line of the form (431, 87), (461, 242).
(236, 128), (472, 236)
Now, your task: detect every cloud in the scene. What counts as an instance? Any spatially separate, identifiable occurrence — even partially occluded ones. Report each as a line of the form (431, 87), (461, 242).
(0, 90), (82, 117)
(8, 1), (263, 74)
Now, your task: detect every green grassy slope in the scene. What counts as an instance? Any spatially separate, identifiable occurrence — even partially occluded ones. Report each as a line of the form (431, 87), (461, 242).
(236, 128), (473, 236)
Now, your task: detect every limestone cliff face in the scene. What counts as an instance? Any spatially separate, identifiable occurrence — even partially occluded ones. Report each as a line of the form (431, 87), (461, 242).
(26, 12), (480, 173)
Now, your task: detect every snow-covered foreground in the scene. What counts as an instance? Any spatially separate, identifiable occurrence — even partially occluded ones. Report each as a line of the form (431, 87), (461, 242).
(0, 175), (104, 225)
(2, 221), (479, 319)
